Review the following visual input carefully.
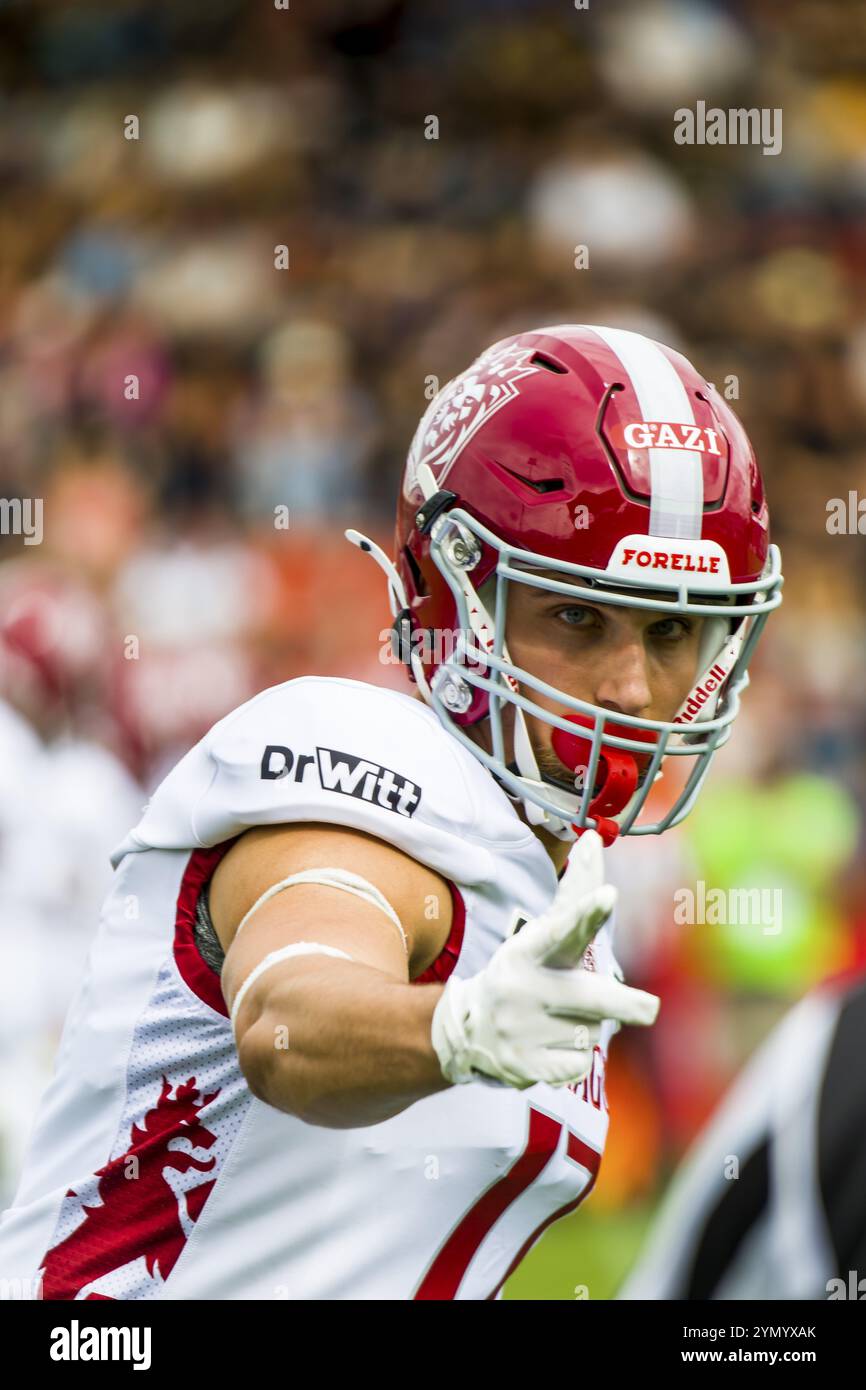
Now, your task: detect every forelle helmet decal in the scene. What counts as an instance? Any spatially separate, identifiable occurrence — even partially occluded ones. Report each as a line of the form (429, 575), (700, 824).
(606, 535), (730, 586)
(349, 323), (782, 840)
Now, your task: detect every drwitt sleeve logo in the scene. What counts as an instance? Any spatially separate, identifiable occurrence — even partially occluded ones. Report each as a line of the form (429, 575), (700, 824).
(316, 747), (421, 816)
(260, 744), (421, 817)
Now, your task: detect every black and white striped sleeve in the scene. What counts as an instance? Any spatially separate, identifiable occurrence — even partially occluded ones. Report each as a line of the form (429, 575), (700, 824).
(618, 974), (866, 1301)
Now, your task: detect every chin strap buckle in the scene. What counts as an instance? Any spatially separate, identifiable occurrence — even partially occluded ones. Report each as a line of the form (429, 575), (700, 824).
(572, 816), (621, 848)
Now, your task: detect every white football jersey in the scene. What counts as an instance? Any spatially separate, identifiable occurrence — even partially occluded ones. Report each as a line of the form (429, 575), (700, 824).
(0, 711), (144, 1211)
(0, 677), (623, 1300)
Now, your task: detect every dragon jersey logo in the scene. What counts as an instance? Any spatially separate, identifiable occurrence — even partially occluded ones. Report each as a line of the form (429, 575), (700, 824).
(40, 1076), (221, 1300)
(404, 343), (540, 499)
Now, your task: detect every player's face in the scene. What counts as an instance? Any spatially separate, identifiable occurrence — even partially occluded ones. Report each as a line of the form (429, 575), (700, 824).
(501, 572), (705, 783)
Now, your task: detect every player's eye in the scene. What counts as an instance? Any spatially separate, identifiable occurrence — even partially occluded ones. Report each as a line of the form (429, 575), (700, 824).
(554, 605), (598, 628)
(648, 616), (692, 640)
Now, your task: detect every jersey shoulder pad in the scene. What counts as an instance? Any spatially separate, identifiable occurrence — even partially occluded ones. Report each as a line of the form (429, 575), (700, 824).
(116, 677), (527, 884)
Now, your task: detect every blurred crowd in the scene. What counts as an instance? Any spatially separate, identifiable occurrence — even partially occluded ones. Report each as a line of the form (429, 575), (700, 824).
(0, 0), (865, 1223)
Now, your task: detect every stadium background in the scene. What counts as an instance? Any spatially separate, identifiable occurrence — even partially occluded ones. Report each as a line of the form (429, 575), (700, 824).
(0, 0), (864, 1299)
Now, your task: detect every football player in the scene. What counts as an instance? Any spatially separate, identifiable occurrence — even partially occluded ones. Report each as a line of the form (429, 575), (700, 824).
(0, 325), (782, 1300)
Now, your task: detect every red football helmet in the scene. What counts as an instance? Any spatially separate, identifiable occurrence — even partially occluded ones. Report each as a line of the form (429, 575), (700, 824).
(347, 324), (783, 843)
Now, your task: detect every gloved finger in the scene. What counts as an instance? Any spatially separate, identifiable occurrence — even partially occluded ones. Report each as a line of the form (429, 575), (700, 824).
(564, 828), (605, 896)
(539, 886), (617, 968)
(542, 972), (661, 1027)
(515, 883), (616, 969)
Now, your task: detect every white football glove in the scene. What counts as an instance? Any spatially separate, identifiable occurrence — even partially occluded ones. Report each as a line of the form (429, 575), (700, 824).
(431, 829), (660, 1089)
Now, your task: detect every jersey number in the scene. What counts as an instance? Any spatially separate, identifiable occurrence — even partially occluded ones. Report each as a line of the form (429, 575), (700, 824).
(413, 1105), (601, 1300)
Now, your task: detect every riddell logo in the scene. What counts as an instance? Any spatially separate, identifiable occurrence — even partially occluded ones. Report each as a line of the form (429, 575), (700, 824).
(673, 664), (727, 724)
(610, 421), (722, 455)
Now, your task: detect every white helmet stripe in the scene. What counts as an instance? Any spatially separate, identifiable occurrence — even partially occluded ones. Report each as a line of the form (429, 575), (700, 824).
(587, 325), (704, 541)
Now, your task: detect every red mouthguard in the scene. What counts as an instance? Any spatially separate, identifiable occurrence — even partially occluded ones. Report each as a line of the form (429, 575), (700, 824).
(550, 714), (656, 846)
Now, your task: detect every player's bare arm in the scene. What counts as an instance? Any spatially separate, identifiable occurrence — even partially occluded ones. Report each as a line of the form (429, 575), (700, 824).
(210, 822), (454, 1128)
(211, 820), (660, 1129)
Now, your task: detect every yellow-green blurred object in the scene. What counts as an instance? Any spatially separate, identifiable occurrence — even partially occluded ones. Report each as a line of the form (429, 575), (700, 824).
(503, 1203), (655, 1301)
(681, 773), (858, 993)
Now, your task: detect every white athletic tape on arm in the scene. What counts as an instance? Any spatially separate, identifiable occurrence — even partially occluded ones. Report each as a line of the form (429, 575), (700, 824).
(234, 868), (408, 954)
(230, 941), (354, 1035)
